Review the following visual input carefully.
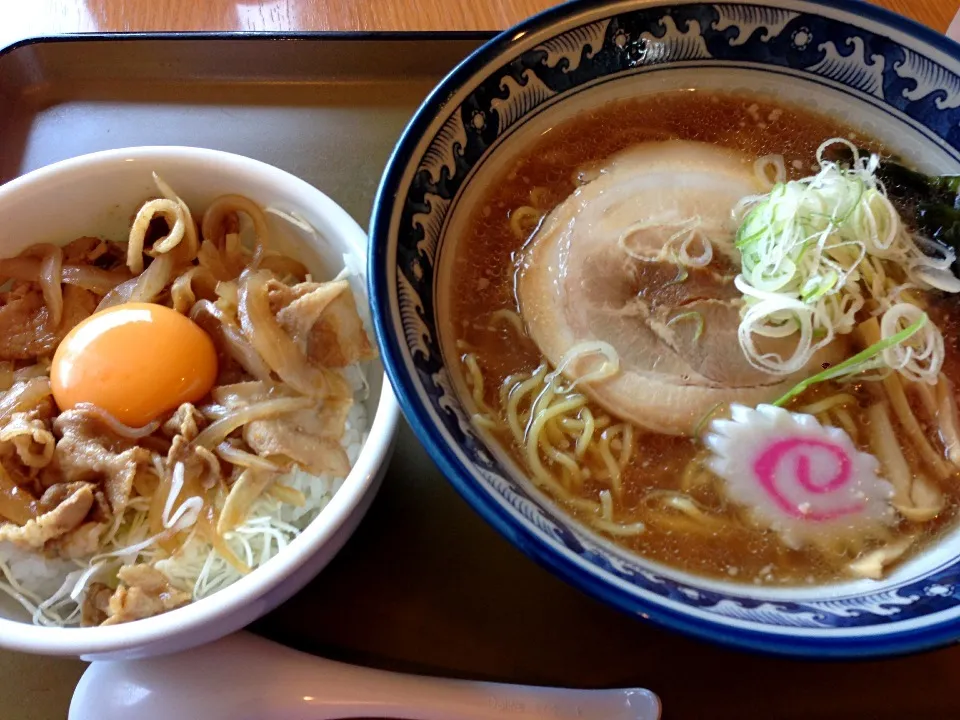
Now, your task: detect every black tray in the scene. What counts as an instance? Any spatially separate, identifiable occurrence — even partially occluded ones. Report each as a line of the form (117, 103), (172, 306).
(0, 33), (958, 720)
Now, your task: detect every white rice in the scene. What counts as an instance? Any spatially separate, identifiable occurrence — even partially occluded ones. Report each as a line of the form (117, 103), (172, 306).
(0, 548), (80, 615)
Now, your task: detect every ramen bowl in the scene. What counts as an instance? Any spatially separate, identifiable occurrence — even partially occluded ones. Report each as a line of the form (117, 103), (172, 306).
(0, 146), (400, 660)
(369, 0), (960, 657)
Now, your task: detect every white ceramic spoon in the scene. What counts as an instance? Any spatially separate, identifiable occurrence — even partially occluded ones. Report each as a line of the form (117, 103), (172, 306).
(69, 631), (661, 720)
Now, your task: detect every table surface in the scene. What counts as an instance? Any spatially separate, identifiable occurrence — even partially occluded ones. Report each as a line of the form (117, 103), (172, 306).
(0, 1), (958, 720)
(0, 0), (954, 46)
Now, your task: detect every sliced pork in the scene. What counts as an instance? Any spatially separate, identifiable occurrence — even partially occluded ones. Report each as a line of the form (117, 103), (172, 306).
(516, 140), (846, 435)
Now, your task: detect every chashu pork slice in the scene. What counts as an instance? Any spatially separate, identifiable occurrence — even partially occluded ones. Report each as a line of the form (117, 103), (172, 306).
(516, 140), (846, 436)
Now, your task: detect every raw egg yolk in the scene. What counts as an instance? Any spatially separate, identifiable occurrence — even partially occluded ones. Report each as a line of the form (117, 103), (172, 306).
(51, 302), (218, 427)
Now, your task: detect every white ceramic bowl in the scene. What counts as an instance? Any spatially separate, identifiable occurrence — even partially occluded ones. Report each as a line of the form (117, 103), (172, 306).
(0, 146), (399, 660)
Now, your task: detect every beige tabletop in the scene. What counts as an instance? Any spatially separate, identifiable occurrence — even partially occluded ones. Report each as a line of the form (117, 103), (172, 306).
(0, 1), (958, 719)
(0, 0), (952, 42)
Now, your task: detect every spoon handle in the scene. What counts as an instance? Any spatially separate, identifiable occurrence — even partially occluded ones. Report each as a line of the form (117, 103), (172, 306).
(70, 632), (660, 720)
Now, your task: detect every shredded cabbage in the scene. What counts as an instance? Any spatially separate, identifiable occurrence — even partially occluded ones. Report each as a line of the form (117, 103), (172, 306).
(733, 138), (957, 381)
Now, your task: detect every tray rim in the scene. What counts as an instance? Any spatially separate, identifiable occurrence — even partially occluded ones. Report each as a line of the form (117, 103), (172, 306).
(0, 30), (498, 61)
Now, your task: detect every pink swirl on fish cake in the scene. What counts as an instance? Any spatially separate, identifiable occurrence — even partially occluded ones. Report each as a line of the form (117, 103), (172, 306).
(753, 437), (865, 521)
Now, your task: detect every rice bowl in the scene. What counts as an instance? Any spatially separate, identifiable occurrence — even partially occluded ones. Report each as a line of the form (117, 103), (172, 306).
(0, 146), (399, 659)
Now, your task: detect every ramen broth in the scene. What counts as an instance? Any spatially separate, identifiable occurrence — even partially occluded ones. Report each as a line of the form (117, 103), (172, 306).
(448, 90), (960, 584)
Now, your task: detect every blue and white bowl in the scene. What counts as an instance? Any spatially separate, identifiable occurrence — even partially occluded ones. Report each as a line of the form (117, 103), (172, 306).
(369, 0), (960, 658)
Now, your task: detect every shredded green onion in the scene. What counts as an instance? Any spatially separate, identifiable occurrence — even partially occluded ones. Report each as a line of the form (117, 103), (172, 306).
(666, 311), (704, 342)
(733, 138), (954, 383)
(663, 264), (689, 287)
(693, 401), (728, 438)
(772, 312), (927, 407)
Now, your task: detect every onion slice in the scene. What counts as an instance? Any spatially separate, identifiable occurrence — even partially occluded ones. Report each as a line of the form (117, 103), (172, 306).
(73, 403), (160, 439)
(237, 269), (342, 397)
(191, 396), (314, 450)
